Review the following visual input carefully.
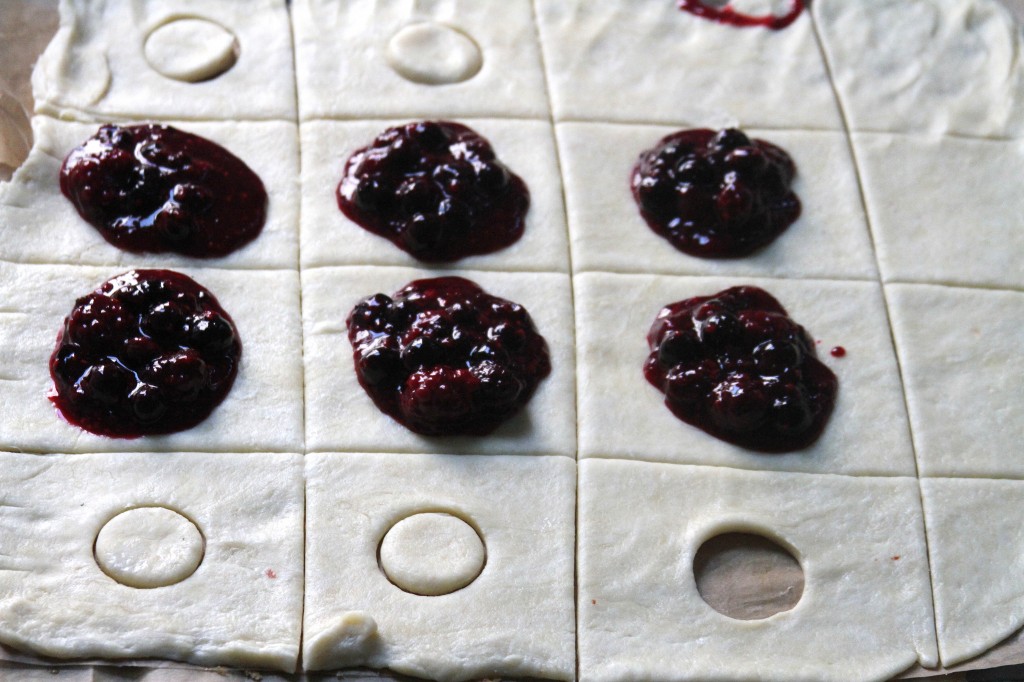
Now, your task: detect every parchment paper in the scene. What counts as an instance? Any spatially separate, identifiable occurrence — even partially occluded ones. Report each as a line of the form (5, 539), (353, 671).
(0, 0), (1022, 679)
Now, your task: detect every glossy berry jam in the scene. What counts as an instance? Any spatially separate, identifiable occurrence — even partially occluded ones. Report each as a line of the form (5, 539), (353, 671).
(632, 128), (801, 258)
(678, 0), (806, 30)
(337, 121), (530, 263)
(60, 124), (267, 258)
(346, 276), (550, 436)
(50, 270), (241, 438)
(644, 286), (837, 452)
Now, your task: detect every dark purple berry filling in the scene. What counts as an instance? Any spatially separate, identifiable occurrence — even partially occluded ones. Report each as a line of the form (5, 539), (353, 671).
(632, 128), (801, 258)
(49, 270), (241, 438)
(346, 276), (550, 436)
(60, 124), (267, 258)
(644, 286), (837, 452)
(678, 0), (805, 30)
(337, 121), (530, 263)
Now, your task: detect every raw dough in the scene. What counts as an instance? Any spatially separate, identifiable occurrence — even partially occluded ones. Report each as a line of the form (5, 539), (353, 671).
(0, 451), (304, 672)
(533, 0), (842, 129)
(291, 0), (549, 120)
(94, 506), (205, 589)
(853, 132), (1024, 290)
(303, 452), (576, 680)
(574, 272), (916, 476)
(379, 512), (486, 596)
(815, 0), (1024, 137)
(385, 23), (482, 86)
(556, 122), (878, 280)
(0, 116), (299, 270)
(921, 477), (1024, 667)
(301, 266), (576, 458)
(32, 0), (296, 122)
(143, 17), (239, 84)
(299, 118), (570, 273)
(887, 284), (1024, 478)
(0, 262), (304, 454)
(577, 459), (938, 681)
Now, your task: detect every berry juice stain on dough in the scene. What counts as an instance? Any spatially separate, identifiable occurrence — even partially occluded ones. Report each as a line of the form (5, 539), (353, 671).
(644, 286), (837, 452)
(678, 0), (806, 30)
(60, 124), (267, 258)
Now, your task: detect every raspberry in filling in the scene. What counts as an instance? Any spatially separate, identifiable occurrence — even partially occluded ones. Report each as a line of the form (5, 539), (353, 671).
(632, 128), (801, 258)
(49, 270), (241, 438)
(346, 276), (550, 436)
(643, 286), (837, 452)
(337, 121), (530, 263)
(60, 124), (267, 258)
(678, 0), (806, 30)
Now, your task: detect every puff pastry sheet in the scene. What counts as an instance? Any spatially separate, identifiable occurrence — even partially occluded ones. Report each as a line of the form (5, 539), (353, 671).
(301, 266), (577, 458)
(32, 0), (296, 122)
(0, 116), (300, 270)
(303, 452), (576, 681)
(0, 451), (304, 672)
(577, 459), (938, 681)
(0, 262), (305, 454)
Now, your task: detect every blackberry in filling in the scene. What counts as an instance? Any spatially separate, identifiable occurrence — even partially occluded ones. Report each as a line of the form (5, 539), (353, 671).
(60, 124), (267, 258)
(337, 121), (530, 262)
(346, 276), (550, 436)
(632, 128), (800, 258)
(644, 286), (837, 452)
(50, 270), (241, 438)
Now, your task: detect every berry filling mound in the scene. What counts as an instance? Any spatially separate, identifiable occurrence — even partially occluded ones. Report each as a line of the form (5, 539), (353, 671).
(632, 128), (801, 258)
(346, 276), (550, 436)
(677, 0), (806, 30)
(50, 270), (241, 438)
(644, 286), (837, 452)
(337, 121), (530, 263)
(60, 124), (267, 258)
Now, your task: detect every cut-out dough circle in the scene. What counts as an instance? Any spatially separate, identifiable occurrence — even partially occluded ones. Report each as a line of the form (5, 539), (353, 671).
(379, 512), (485, 596)
(144, 17), (240, 83)
(386, 22), (483, 85)
(94, 506), (205, 588)
(694, 531), (804, 620)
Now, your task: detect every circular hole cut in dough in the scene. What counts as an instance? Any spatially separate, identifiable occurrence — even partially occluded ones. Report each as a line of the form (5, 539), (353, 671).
(693, 531), (804, 620)
(144, 17), (240, 83)
(385, 22), (483, 85)
(378, 512), (486, 596)
(94, 506), (205, 589)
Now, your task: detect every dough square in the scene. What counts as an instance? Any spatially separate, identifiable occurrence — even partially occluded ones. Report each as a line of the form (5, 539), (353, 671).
(32, 0), (296, 122)
(814, 0), (1024, 137)
(0, 262), (304, 453)
(557, 122), (878, 280)
(534, 0), (842, 129)
(303, 452), (576, 680)
(301, 266), (576, 457)
(0, 451), (304, 672)
(299, 118), (570, 274)
(921, 477), (1024, 667)
(854, 132), (1024, 290)
(292, 0), (549, 121)
(577, 459), (938, 682)
(0, 116), (299, 270)
(887, 283), (1024, 479)
(574, 272), (916, 476)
